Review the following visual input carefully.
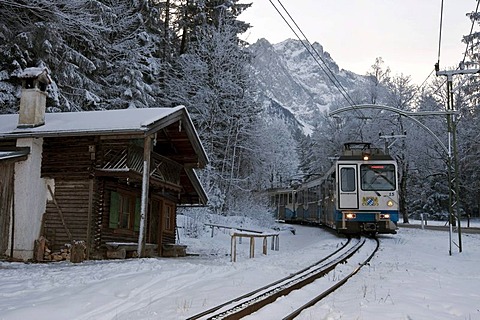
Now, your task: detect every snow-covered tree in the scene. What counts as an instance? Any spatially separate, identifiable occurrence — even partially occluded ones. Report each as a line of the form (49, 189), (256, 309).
(161, 1), (260, 215)
(0, 0), (170, 112)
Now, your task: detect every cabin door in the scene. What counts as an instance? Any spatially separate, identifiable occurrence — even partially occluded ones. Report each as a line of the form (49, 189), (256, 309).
(148, 199), (163, 254)
(338, 164), (358, 209)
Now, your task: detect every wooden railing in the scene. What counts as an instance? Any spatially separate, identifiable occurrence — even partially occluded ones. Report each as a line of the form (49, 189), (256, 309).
(100, 145), (182, 186)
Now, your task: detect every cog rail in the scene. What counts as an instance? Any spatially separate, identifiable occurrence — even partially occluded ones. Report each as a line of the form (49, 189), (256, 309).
(186, 237), (372, 320)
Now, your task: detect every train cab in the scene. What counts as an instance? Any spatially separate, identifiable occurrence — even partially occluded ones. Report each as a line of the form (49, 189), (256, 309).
(336, 143), (399, 234)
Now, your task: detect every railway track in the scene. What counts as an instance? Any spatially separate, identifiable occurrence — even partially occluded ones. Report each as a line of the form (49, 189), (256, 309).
(186, 236), (379, 320)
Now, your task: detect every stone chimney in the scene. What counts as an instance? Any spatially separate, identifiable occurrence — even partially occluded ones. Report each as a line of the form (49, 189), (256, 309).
(17, 67), (51, 128)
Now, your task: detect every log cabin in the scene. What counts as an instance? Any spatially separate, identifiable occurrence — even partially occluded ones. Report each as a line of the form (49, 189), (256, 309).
(0, 68), (208, 261)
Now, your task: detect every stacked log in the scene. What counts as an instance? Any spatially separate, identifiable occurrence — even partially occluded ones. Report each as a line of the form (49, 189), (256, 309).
(33, 237), (86, 263)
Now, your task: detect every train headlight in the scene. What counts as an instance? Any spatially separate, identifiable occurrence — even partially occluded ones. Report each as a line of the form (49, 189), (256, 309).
(345, 213), (356, 219)
(380, 214), (390, 219)
(387, 200), (394, 207)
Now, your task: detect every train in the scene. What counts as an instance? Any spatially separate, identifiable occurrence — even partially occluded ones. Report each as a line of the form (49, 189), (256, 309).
(268, 142), (399, 235)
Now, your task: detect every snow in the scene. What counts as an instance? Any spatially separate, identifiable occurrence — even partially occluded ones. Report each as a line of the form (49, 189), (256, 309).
(1, 217), (479, 320)
(0, 106), (185, 138)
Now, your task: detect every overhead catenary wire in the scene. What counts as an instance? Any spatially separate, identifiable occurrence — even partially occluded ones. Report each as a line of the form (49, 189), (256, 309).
(432, 0), (480, 96)
(274, 1), (356, 106)
(268, 0), (367, 120)
(437, 0), (444, 67)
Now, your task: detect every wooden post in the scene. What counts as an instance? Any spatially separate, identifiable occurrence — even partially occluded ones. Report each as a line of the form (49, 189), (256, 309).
(249, 236), (254, 258)
(262, 237), (267, 255)
(86, 179), (93, 260)
(33, 236), (47, 262)
(231, 235), (237, 262)
(70, 241), (86, 263)
(138, 135), (152, 258)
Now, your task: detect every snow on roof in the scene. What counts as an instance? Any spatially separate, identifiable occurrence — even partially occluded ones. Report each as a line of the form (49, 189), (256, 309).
(17, 67), (52, 84)
(0, 106), (185, 138)
(18, 67), (47, 78)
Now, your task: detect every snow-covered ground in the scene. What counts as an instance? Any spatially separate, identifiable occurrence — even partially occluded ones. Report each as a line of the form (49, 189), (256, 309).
(0, 217), (479, 320)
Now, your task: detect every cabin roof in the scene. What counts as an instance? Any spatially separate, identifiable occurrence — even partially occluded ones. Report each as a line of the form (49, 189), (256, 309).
(2, 106), (179, 136)
(0, 106), (209, 205)
(0, 106), (208, 167)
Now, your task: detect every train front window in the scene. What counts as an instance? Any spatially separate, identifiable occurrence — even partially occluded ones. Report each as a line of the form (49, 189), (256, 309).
(360, 164), (396, 191)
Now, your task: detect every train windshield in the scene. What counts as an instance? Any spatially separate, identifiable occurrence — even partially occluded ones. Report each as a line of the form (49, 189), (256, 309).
(360, 164), (396, 191)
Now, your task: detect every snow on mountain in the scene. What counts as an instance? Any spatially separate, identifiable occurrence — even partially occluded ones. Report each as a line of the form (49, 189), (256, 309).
(249, 38), (367, 134)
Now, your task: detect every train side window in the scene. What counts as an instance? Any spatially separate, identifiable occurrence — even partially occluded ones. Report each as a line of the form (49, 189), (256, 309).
(341, 167), (356, 192)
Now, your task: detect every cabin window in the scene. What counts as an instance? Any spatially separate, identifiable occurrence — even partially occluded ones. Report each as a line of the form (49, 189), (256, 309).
(164, 203), (175, 232)
(109, 191), (141, 231)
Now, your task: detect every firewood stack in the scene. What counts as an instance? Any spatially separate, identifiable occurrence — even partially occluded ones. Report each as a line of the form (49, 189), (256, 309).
(34, 237), (86, 263)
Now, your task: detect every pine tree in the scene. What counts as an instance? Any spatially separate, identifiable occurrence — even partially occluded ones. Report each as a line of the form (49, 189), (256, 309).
(161, 1), (259, 215)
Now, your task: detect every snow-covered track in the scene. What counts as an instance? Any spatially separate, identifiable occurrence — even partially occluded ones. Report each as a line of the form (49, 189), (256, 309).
(280, 236), (379, 319)
(186, 236), (378, 320)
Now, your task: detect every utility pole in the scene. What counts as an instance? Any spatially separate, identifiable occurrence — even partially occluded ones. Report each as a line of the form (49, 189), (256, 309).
(435, 63), (478, 254)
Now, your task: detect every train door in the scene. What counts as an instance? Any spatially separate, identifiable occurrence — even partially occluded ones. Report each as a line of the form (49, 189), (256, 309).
(338, 164), (358, 209)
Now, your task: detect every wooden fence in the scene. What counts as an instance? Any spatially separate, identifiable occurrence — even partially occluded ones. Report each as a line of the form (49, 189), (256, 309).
(230, 231), (279, 262)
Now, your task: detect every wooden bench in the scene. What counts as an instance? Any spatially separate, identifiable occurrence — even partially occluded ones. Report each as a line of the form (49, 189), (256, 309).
(105, 242), (158, 259)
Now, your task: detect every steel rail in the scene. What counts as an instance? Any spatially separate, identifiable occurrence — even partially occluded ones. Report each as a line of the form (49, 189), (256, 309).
(186, 237), (365, 320)
(282, 237), (380, 320)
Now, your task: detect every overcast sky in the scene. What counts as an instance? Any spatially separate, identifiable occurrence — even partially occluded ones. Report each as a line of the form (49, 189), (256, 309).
(239, 0), (477, 85)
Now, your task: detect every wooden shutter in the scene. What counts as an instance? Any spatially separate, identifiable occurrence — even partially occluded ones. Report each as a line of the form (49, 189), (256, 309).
(109, 191), (120, 229)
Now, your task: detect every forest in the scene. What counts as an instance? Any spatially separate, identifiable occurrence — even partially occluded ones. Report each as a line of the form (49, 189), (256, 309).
(0, 0), (479, 223)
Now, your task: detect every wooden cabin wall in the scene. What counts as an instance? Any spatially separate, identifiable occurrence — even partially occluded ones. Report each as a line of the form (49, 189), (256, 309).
(99, 180), (141, 247)
(39, 136), (184, 258)
(161, 231), (176, 247)
(42, 136), (96, 179)
(41, 137), (96, 252)
(43, 180), (92, 252)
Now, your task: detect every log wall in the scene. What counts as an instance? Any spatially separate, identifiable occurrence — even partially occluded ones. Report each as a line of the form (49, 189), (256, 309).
(42, 136), (95, 179)
(41, 137), (96, 252)
(43, 179), (92, 252)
